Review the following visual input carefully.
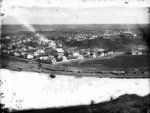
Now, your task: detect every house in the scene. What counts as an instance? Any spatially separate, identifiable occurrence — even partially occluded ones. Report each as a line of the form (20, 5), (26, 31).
(38, 55), (56, 64)
(21, 51), (26, 56)
(86, 51), (90, 55)
(21, 52), (28, 58)
(77, 55), (84, 59)
(108, 50), (113, 55)
(33, 51), (40, 56)
(131, 50), (143, 55)
(21, 47), (27, 51)
(92, 53), (96, 58)
(6, 36), (11, 39)
(39, 56), (49, 61)
(49, 40), (56, 49)
(23, 39), (27, 42)
(2, 49), (8, 54)
(51, 57), (57, 64)
(131, 51), (137, 55)
(103, 33), (111, 39)
(133, 34), (137, 37)
(98, 48), (105, 52)
(110, 50), (113, 54)
(48, 55), (56, 64)
(137, 51), (142, 55)
(35, 49), (45, 54)
(99, 52), (105, 57)
(73, 52), (80, 57)
(27, 53), (34, 59)
(103, 50), (109, 56)
(122, 30), (133, 37)
(27, 38), (31, 42)
(8, 43), (13, 50)
(14, 51), (21, 57)
(55, 48), (64, 57)
(28, 46), (34, 49)
(62, 56), (68, 61)
(57, 43), (63, 48)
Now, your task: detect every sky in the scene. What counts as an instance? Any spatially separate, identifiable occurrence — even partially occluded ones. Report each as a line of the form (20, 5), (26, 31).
(1, 0), (150, 24)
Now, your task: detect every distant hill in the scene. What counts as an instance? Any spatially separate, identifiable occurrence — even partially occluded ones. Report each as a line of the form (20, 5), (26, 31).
(1, 24), (150, 33)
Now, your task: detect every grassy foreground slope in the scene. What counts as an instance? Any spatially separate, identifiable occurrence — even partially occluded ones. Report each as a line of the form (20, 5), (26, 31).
(3, 94), (150, 113)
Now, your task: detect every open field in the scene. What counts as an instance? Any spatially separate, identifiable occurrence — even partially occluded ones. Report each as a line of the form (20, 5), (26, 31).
(61, 54), (150, 69)
(1, 54), (150, 78)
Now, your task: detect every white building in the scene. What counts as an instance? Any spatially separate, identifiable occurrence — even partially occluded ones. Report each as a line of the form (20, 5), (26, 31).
(99, 52), (105, 57)
(55, 48), (64, 57)
(6, 36), (11, 39)
(14, 52), (21, 57)
(62, 56), (68, 61)
(78, 55), (84, 59)
(27, 53), (34, 59)
(49, 40), (56, 49)
(131, 50), (143, 55)
(93, 53), (96, 58)
(35, 49), (45, 54)
(73, 52), (80, 57)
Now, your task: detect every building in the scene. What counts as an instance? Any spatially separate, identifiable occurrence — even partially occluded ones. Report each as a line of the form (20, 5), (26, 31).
(77, 55), (84, 59)
(13, 51), (21, 57)
(49, 40), (56, 49)
(73, 52), (80, 57)
(103, 33), (111, 39)
(99, 52), (105, 57)
(35, 49), (45, 54)
(27, 53), (34, 59)
(122, 30), (133, 37)
(55, 48), (64, 57)
(131, 50), (143, 55)
(62, 56), (68, 61)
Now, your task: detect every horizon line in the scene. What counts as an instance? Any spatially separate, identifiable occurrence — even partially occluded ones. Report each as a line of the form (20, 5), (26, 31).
(2, 23), (150, 25)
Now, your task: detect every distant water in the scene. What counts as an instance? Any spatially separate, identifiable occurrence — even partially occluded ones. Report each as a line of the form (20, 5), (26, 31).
(0, 69), (150, 110)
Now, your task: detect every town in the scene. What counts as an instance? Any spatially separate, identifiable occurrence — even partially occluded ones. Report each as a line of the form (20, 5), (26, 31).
(1, 28), (148, 65)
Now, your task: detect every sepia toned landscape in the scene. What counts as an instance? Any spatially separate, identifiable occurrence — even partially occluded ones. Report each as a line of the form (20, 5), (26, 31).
(0, 0), (150, 113)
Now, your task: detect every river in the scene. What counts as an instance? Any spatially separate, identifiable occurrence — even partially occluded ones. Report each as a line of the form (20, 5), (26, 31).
(0, 69), (150, 110)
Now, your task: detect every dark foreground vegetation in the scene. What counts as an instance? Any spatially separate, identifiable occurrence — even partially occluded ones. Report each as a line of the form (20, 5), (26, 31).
(1, 94), (150, 113)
